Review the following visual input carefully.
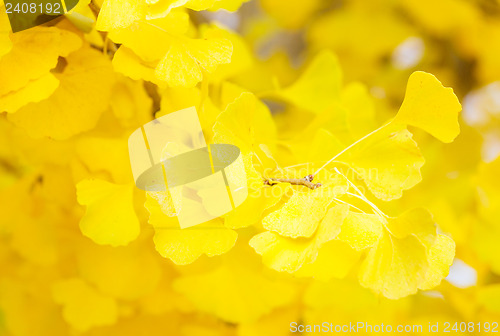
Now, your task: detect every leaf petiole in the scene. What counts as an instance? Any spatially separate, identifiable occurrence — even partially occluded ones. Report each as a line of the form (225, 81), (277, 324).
(313, 122), (391, 177)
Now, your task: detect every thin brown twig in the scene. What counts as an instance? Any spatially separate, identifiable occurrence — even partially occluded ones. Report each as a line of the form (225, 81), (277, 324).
(264, 174), (322, 190)
(89, 0), (100, 18)
(143, 81), (161, 116)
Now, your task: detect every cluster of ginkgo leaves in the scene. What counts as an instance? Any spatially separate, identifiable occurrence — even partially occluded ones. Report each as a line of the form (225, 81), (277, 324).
(1, 0), (500, 335)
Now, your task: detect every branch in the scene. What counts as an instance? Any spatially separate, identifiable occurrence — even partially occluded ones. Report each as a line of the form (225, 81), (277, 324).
(264, 174), (322, 190)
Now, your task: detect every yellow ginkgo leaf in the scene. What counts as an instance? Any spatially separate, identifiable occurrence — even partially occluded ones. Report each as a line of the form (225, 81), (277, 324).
(337, 212), (384, 251)
(52, 278), (118, 332)
(355, 209), (454, 300)
(348, 207), (452, 299)
(155, 38), (232, 87)
(0, 27), (81, 113)
(173, 263), (296, 323)
(358, 230), (429, 299)
(8, 47), (114, 140)
(262, 189), (335, 238)
(345, 124), (425, 201)
(386, 207), (437, 249)
(110, 13), (230, 89)
(394, 71), (462, 143)
(418, 234), (456, 290)
(154, 224), (235, 265)
(250, 204), (349, 273)
(108, 13), (190, 61)
(0, 27), (81, 96)
(155, 43), (202, 87)
(97, 0), (239, 31)
(76, 179), (140, 247)
(96, 0), (145, 31)
(275, 50), (342, 113)
(199, 24), (253, 81)
(213, 92), (277, 154)
(146, 0), (190, 20)
(145, 194), (237, 264)
(112, 46), (159, 84)
(0, 73), (59, 113)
